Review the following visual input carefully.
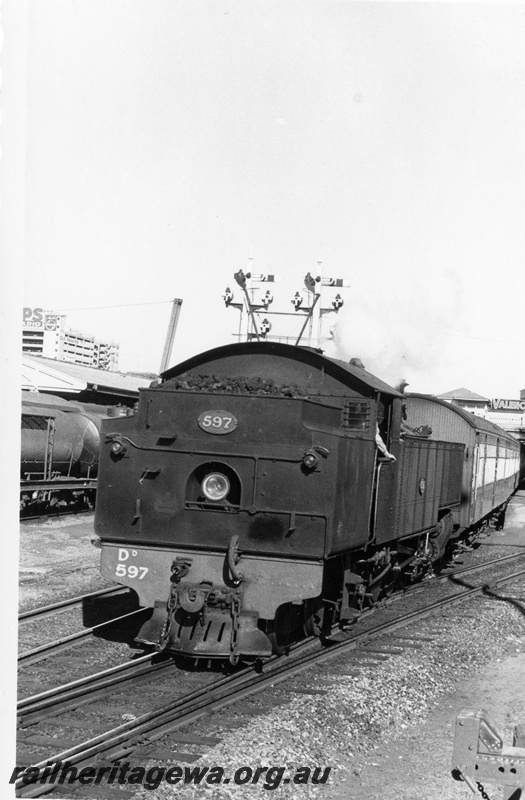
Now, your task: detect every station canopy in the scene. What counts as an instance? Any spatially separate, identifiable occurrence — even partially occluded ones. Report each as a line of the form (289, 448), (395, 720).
(21, 356), (153, 404)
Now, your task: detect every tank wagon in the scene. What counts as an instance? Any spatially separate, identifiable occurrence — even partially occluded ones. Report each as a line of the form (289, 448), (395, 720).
(93, 342), (520, 664)
(20, 392), (126, 513)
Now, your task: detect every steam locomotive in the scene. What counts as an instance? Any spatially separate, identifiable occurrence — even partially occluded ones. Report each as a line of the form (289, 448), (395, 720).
(93, 342), (521, 663)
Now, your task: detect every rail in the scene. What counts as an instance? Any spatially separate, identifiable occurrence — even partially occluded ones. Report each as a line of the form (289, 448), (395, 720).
(18, 586), (125, 625)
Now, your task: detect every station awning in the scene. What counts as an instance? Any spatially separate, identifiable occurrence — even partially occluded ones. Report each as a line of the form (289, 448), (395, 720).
(21, 357), (87, 393)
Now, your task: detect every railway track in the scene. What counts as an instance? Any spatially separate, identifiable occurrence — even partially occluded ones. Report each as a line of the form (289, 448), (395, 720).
(19, 585), (124, 625)
(14, 551), (525, 797)
(18, 652), (175, 724)
(18, 586), (149, 667)
(18, 608), (149, 667)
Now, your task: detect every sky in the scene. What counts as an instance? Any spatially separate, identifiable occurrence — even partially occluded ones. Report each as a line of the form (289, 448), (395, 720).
(5, 0), (525, 398)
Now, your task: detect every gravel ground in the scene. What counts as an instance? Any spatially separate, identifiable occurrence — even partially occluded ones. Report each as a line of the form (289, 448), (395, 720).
(18, 513), (109, 610)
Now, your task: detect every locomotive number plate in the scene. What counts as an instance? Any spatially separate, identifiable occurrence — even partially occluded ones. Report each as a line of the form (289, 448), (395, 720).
(198, 410), (238, 435)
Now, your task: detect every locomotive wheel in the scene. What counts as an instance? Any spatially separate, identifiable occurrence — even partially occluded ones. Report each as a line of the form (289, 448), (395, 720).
(267, 603), (303, 655)
(267, 631), (287, 656)
(303, 599), (329, 638)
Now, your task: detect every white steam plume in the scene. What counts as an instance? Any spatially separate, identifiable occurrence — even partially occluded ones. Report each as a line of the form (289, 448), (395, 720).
(324, 269), (466, 392)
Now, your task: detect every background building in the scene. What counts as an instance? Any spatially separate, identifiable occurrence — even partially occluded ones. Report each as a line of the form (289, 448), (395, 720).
(436, 388), (489, 418)
(22, 307), (119, 369)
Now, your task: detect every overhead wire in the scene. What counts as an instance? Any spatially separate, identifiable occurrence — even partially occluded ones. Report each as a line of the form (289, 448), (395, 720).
(43, 301), (172, 313)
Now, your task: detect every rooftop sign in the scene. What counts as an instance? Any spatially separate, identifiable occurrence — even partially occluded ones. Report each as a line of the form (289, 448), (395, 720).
(491, 399), (525, 412)
(23, 307), (44, 328)
(23, 307), (60, 330)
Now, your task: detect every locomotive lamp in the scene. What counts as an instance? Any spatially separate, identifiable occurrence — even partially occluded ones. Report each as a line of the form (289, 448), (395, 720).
(303, 451), (319, 470)
(302, 446), (329, 471)
(111, 442), (126, 456)
(202, 472), (230, 502)
(106, 433), (128, 456)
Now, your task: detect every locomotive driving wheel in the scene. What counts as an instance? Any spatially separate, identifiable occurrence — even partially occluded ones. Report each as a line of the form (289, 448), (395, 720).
(303, 598), (333, 638)
(267, 603), (304, 654)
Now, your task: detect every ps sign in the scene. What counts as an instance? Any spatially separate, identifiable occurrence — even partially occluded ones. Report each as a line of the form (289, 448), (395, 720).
(23, 307), (44, 328)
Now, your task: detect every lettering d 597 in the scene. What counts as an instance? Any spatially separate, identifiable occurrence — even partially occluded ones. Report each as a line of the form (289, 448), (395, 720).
(115, 548), (149, 580)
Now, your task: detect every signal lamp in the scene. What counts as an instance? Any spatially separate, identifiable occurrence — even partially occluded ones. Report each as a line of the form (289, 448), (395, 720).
(260, 318), (272, 336)
(262, 290), (273, 308)
(202, 472), (230, 501)
(223, 287), (234, 306)
(291, 292), (303, 310)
